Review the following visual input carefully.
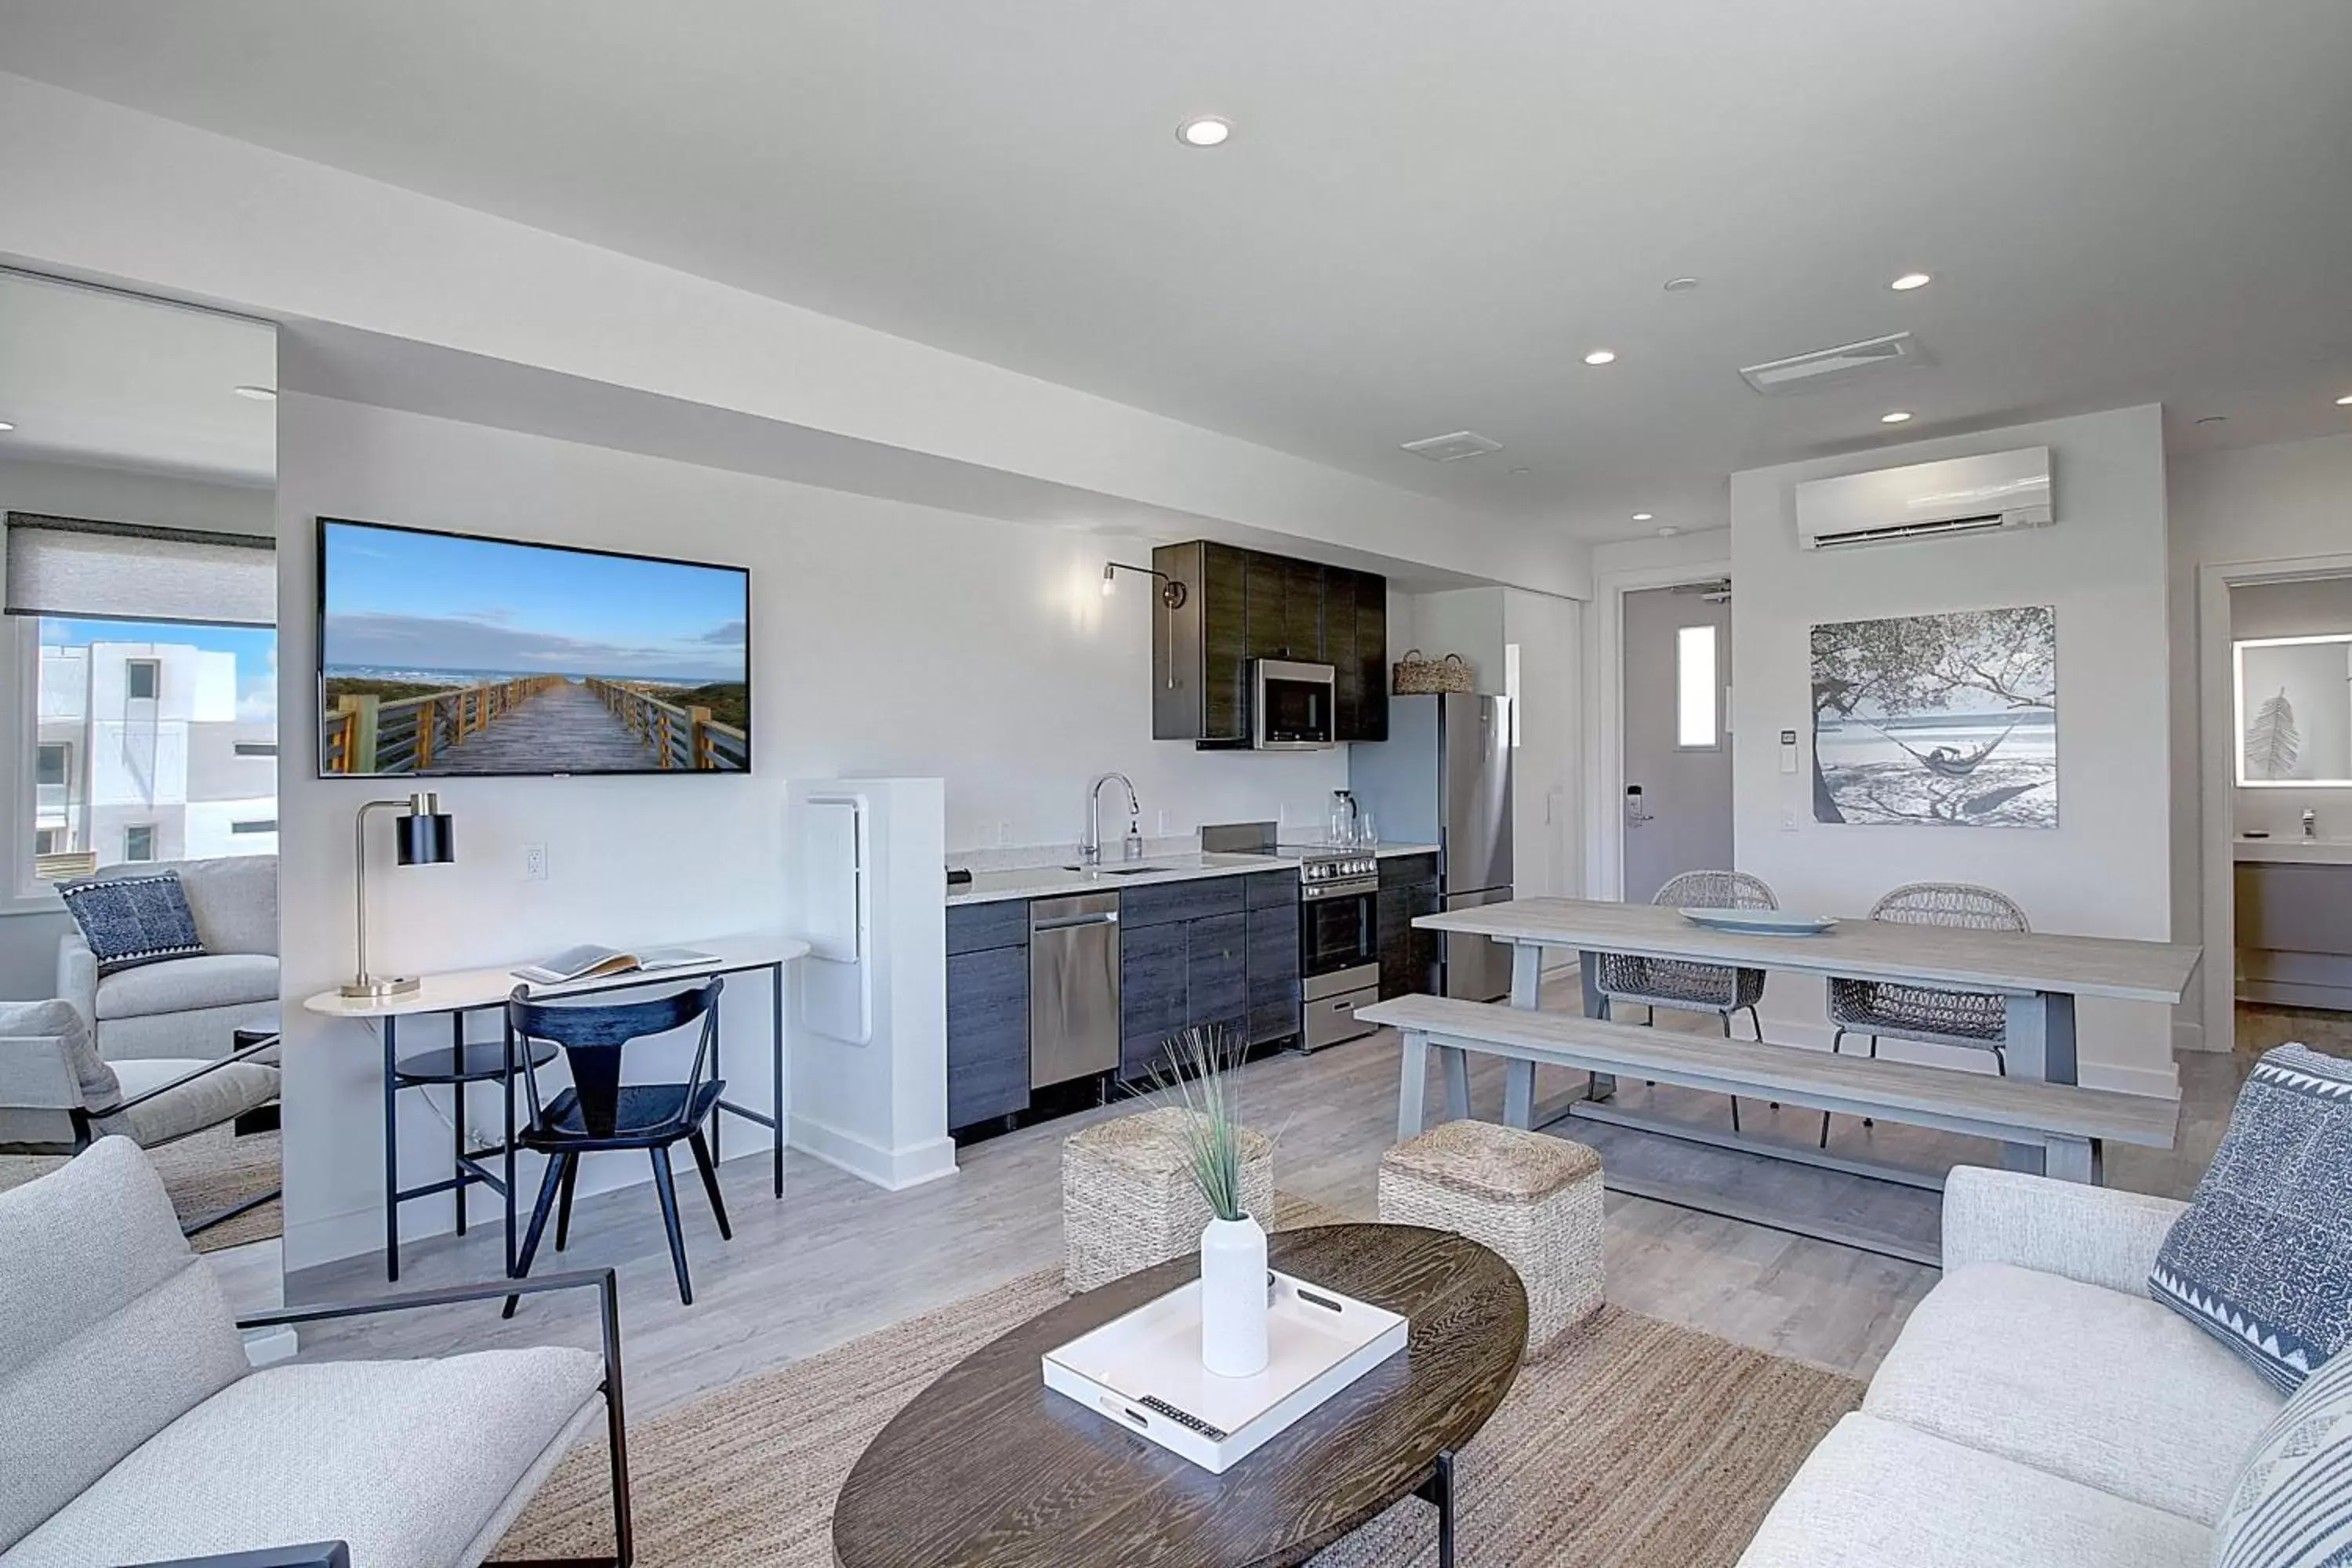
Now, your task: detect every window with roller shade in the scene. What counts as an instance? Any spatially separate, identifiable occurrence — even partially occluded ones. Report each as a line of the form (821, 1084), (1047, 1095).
(7, 515), (277, 879)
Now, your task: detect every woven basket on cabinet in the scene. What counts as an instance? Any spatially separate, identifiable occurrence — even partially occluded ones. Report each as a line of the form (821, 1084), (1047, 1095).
(1392, 650), (1475, 695)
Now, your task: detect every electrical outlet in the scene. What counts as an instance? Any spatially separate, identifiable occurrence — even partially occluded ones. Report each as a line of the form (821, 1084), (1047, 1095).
(1780, 809), (1798, 833)
(996, 821), (1012, 846)
(522, 842), (548, 881)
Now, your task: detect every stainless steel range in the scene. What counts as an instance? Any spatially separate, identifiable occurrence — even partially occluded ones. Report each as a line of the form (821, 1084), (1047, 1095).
(1294, 849), (1380, 1051)
(1200, 820), (1383, 1053)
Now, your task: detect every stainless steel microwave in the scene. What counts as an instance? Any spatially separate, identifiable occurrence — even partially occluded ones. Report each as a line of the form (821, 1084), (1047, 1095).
(1253, 659), (1337, 750)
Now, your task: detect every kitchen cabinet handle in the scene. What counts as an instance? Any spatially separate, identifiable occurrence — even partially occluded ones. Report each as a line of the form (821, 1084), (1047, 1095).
(1033, 912), (1120, 933)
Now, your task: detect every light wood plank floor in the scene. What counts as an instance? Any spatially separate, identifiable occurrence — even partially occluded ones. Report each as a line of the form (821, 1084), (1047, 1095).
(238, 983), (2263, 1417)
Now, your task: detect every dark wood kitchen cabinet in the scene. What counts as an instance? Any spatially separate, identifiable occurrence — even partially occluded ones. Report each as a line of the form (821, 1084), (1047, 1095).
(1242, 869), (1301, 1047)
(1120, 884), (1257, 1081)
(945, 902), (1029, 1131)
(1119, 920), (1190, 1081)
(1152, 541), (1387, 745)
(1377, 853), (1441, 1000)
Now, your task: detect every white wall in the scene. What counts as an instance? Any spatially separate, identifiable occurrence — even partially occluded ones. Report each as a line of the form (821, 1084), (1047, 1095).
(275, 394), (1381, 1267)
(1728, 406), (2178, 1095)
(1502, 589), (1581, 905)
(0, 457), (275, 996)
(2167, 431), (2352, 1048)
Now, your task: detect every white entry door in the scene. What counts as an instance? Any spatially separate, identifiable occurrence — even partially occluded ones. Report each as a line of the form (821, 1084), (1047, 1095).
(1621, 583), (1733, 904)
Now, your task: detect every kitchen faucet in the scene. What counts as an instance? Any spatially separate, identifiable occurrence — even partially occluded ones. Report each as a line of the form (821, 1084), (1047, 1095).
(1083, 772), (1145, 866)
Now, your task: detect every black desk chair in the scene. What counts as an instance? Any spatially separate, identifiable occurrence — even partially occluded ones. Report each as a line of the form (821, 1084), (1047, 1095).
(502, 978), (732, 1314)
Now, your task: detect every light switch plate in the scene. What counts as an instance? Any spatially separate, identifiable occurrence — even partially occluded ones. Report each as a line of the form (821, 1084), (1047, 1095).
(522, 842), (548, 881)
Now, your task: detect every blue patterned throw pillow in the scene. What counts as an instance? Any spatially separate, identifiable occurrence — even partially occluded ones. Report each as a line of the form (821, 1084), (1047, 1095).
(58, 872), (205, 975)
(2151, 1044), (2352, 1394)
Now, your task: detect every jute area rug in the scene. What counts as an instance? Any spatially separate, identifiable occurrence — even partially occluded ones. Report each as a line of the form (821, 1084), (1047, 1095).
(501, 1254), (1860, 1566)
(0, 1123), (281, 1252)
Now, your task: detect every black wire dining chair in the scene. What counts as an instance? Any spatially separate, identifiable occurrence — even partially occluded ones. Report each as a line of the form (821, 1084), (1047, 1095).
(502, 978), (732, 1315)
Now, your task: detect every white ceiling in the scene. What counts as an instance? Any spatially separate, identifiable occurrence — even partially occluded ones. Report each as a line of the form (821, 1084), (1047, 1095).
(0, 270), (277, 485)
(2, 0), (2347, 540)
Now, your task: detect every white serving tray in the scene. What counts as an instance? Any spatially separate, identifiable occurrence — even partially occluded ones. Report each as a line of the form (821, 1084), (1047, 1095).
(1043, 1270), (1409, 1474)
(1679, 906), (1839, 936)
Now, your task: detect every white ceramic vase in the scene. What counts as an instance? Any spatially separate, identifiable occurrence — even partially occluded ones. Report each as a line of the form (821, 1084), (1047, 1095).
(1200, 1213), (1270, 1377)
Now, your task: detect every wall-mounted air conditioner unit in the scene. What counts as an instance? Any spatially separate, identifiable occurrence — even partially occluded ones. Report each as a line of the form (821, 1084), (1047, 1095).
(1794, 446), (2053, 550)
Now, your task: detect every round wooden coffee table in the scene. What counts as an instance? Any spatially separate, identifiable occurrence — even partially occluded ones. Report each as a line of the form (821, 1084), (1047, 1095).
(833, 1223), (1527, 1568)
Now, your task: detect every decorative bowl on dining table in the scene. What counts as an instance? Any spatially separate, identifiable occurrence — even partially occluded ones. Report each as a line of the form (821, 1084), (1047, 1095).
(1677, 906), (1839, 937)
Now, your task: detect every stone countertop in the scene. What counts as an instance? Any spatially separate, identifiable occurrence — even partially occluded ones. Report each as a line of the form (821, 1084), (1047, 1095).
(2236, 835), (2352, 866)
(946, 843), (1441, 907)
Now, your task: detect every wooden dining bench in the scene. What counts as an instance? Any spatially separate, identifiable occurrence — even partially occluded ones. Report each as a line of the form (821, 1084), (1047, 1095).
(1355, 994), (2178, 1187)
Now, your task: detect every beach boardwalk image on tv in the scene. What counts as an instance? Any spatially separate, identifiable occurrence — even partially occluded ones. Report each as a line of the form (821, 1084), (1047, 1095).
(1810, 604), (2056, 828)
(319, 519), (750, 775)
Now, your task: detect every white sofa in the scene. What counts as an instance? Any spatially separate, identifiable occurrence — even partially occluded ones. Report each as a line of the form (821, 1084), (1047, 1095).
(0, 1138), (630, 1568)
(56, 854), (278, 1062)
(1740, 1166), (2283, 1568)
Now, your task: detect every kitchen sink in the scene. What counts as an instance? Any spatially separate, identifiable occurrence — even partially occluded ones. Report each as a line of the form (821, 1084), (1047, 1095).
(1059, 863), (1174, 877)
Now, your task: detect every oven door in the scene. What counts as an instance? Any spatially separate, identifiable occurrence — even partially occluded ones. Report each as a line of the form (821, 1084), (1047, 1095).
(1300, 887), (1377, 976)
(1254, 659), (1336, 750)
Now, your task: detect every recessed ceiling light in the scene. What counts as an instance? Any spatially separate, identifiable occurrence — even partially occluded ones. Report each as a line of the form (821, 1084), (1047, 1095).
(1175, 117), (1232, 147)
(1507, 466), (1532, 476)
(1657, 526), (1681, 538)
(1880, 410), (1914, 424)
(1890, 271), (1933, 292)
(230, 385), (278, 401)
(0, 421), (14, 433)
(2336, 394), (2352, 407)
(1582, 349), (1617, 366)
(1632, 512), (1654, 521)
(1663, 276), (1700, 292)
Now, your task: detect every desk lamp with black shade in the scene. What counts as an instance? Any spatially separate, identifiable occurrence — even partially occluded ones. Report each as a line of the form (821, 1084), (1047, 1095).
(341, 792), (456, 1000)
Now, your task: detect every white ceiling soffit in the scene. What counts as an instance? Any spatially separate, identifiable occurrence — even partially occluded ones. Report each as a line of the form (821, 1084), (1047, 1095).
(276, 322), (1497, 591)
(2, 0), (2349, 539)
(0, 270), (277, 485)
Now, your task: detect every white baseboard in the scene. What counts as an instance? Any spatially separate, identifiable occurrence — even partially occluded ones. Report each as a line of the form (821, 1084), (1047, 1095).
(2172, 1016), (2213, 1055)
(786, 1110), (958, 1191)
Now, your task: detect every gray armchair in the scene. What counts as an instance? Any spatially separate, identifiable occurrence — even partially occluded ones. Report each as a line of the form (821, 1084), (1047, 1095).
(0, 1138), (632, 1568)
(0, 998), (279, 1234)
(57, 854), (279, 1062)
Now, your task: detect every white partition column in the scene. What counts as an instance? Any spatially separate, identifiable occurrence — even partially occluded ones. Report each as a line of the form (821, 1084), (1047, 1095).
(783, 778), (956, 1190)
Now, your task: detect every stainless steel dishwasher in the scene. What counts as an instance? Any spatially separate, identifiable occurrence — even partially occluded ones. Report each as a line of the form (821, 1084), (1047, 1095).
(1029, 891), (1121, 1088)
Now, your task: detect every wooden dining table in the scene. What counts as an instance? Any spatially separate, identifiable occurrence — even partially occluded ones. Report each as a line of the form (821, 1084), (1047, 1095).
(1414, 896), (2201, 1123)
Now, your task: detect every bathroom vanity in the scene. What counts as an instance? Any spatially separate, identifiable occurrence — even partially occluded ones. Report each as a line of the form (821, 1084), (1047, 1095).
(2236, 837), (2352, 1008)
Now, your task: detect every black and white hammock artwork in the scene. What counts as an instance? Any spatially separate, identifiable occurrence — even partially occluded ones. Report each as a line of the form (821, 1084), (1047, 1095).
(1812, 605), (2058, 828)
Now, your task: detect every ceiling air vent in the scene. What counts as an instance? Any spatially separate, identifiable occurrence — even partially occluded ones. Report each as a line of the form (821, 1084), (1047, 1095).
(1739, 332), (1925, 396)
(1400, 430), (1504, 462)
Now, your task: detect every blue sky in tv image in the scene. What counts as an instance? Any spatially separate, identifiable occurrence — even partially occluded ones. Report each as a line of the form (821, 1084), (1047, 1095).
(321, 520), (748, 685)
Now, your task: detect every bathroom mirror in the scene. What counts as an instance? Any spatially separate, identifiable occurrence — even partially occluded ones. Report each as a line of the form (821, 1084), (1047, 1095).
(2237, 633), (2352, 786)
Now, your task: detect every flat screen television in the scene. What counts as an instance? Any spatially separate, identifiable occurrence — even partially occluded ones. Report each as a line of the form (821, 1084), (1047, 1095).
(317, 517), (750, 778)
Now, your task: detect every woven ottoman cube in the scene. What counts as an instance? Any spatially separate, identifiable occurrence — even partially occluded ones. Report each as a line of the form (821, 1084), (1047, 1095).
(1062, 1107), (1276, 1294)
(1378, 1120), (1603, 1356)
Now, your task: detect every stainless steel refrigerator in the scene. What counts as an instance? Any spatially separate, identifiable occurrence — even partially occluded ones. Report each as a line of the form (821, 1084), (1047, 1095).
(1347, 693), (1515, 1002)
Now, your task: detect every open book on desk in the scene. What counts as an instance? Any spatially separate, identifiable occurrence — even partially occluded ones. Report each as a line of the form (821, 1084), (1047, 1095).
(512, 945), (721, 987)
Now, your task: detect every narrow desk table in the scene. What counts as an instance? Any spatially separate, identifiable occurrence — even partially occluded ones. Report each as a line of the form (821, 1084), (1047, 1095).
(303, 932), (809, 1280)
(1414, 898), (2199, 1176)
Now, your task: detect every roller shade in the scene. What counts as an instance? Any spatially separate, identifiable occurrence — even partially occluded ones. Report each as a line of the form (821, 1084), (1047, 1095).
(4, 514), (275, 627)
